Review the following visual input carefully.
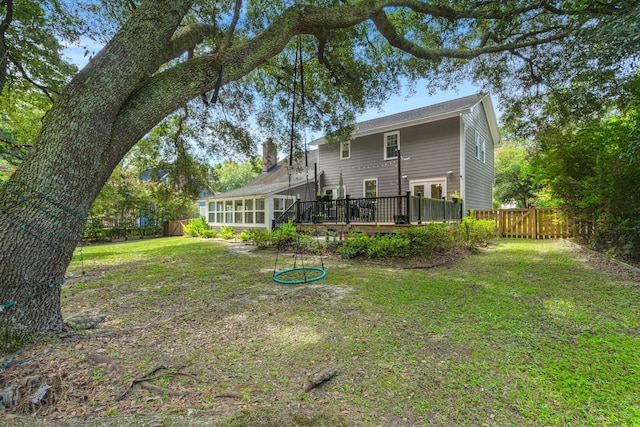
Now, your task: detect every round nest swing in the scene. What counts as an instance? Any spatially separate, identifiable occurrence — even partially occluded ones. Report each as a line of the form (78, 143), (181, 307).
(272, 266), (327, 285)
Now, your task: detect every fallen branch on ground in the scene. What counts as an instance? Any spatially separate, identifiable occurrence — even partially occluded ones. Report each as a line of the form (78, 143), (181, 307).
(303, 366), (339, 392)
(117, 364), (187, 401)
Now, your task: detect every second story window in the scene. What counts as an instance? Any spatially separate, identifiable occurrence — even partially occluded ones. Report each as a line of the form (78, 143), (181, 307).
(384, 131), (399, 160)
(475, 130), (486, 163)
(340, 141), (350, 159)
(481, 139), (486, 163)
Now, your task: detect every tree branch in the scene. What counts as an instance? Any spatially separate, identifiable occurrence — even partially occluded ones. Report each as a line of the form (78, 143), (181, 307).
(371, 9), (571, 61)
(384, 0), (542, 21)
(107, 0), (580, 160)
(0, 0), (13, 93)
(315, 34), (359, 87)
(0, 0), (12, 36)
(509, 49), (540, 84)
(7, 54), (55, 101)
(67, 0), (194, 118)
(159, 23), (219, 66)
(541, 0), (631, 16)
(218, 0), (242, 58)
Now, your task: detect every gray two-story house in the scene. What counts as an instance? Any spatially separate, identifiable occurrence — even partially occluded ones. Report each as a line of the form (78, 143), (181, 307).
(199, 93), (499, 231)
(312, 93), (499, 213)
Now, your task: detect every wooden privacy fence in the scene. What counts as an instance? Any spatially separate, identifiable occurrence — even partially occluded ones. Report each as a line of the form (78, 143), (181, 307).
(474, 208), (595, 239)
(163, 219), (190, 236)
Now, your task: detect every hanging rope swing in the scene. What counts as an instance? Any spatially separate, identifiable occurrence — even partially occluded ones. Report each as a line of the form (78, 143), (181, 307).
(272, 36), (326, 285)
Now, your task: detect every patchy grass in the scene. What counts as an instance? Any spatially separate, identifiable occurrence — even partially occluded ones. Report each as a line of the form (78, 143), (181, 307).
(2, 238), (639, 426)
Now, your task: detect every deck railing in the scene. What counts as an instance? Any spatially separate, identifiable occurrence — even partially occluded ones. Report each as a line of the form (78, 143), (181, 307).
(273, 192), (462, 228)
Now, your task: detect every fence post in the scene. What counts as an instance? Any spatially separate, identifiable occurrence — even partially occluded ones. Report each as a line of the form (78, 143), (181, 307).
(529, 207), (537, 240)
(417, 192), (423, 224)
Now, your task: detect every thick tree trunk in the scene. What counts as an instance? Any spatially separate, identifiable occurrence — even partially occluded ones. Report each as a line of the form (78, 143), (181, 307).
(0, 0), (195, 336)
(0, 104), (124, 334)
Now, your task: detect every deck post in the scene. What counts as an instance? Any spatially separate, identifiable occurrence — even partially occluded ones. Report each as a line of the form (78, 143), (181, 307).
(417, 192), (423, 224)
(295, 197), (301, 224)
(405, 190), (412, 224)
(443, 197), (446, 221)
(345, 194), (351, 225)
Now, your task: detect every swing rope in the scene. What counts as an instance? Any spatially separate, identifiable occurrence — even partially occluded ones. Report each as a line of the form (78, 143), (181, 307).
(272, 36), (326, 285)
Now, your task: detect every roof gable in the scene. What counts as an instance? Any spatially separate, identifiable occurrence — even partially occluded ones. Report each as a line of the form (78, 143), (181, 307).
(311, 93), (500, 145)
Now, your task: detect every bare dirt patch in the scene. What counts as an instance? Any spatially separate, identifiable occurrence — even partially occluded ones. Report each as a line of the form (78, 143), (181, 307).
(562, 240), (640, 284)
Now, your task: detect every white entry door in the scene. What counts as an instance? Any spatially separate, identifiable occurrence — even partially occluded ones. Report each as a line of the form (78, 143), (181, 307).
(410, 178), (446, 199)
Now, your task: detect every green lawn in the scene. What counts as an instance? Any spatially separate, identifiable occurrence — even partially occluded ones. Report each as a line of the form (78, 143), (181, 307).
(9, 237), (640, 426)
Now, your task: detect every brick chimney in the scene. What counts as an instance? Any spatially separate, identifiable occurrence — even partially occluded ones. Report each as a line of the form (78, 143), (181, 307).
(262, 139), (278, 172)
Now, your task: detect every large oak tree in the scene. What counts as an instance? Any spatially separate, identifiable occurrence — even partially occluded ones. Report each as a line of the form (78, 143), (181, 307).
(0, 0), (636, 335)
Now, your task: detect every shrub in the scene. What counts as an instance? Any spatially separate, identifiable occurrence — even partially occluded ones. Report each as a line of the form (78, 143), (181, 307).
(337, 233), (371, 259)
(237, 230), (253, 242)
(593, 218), (640, 263)
(200, 229), (218, 238)
(183, 217), (209, 237)
(247, 229), (273, 248)
(367, 233), (410, 258)
(219, 225), (235, 239)
(84, 218), (107, 240)
(452, 214), (496, 246)
(402, 224), (454, 255)
(273, 220), (297, 248)
(297, 229), (322, 253)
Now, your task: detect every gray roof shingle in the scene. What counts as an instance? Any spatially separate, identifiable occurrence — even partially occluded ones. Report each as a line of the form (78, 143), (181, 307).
(207, 150), (317, 199)
(311, 93), (491, 144)
(356, 93), (484, 133)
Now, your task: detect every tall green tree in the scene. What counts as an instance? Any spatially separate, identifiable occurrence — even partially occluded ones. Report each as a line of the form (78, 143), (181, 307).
(0, 0), (637, 336)
(212, 157), (261, 193)
(493, 141), (542, 208)
(0, 0), (78, 167)
(127, 110), (214, 200)
(532, 98), (640, 260)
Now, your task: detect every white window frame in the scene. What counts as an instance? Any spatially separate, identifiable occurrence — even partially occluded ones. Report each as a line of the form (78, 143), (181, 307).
(384, 131), (400, 160)
(340, 141), (350, 160)
(410, 178), (447, 200)
(244, 198), (254, 224)
(363, 178), (378, 198)
(255, 198), (266, 224)
(475, 130), (487, 162)
(207, 201), (216, 223)
(273, 196), (295, 220)
(481, 139), (486, 163)
(208, 197), (267, 225)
